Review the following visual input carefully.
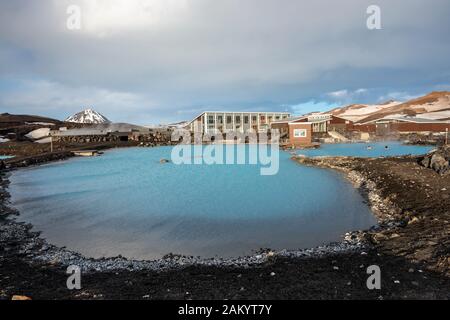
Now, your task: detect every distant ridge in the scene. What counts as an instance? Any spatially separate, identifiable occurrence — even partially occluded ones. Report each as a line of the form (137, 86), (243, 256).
(324, 91), (450, 123)
(65, 108), (111, 124)
(0, 113), (61, 125)
(0, 113), (61, 130)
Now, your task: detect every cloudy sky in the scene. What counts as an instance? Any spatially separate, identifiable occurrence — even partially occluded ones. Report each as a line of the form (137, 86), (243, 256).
(1, 0), (449, 124)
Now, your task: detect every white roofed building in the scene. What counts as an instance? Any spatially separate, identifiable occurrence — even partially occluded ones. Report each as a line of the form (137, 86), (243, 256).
(185, 111), (291, 134)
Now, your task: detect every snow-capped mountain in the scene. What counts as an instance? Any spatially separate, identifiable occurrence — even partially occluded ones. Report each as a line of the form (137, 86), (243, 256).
(65, 108), (111, 124)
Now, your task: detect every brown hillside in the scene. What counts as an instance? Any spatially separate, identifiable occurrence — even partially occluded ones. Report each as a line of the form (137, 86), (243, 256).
(357, 91), (450, 123)
(330, 104), (368, 116)
(0, 113), (61, 126)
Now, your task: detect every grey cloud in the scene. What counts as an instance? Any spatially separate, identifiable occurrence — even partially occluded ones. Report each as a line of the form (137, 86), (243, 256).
(0, 0), (449, 123)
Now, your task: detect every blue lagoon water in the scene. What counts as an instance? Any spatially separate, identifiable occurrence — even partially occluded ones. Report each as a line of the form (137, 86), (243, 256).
(7, 144), (415, 260)
(297, 141), (433, 158)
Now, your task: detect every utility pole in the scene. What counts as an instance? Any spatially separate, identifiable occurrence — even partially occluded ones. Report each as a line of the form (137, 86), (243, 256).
(446, 128), (449, 145)
(50, 134), (53, 153)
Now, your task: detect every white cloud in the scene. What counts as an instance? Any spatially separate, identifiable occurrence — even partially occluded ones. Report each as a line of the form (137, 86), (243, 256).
(0, 79), (155, 122)
(56, 0), (189, 37)
(327, 88), (369, 102)
(355, 88), (368, 94)
(328, 90), (349, 99)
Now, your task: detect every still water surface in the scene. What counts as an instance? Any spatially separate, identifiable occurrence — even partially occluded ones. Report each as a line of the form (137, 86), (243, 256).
(9, 142), (429, 260)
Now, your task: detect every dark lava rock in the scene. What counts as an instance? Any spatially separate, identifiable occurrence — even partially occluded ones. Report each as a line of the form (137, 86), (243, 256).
(420, 157), (430, 168)
(430, 154), (449, 174)
(419, 146), (450, 174)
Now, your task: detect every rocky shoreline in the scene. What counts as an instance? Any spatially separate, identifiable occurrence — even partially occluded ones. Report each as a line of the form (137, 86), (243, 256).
(293, 154), (449, 277)
(1, 149), (449, 299)
(0, 169), (369, 272)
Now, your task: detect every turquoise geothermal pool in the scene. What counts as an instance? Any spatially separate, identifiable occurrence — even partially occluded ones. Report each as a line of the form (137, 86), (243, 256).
(296, 141), (433, 157)
(8, 143), (431, 260)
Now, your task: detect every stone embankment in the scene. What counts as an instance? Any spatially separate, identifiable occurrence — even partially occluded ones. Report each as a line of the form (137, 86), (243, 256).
(293, 154), (450, 276)
(55, 130), (172, 146)
(1, 151), (73, 169)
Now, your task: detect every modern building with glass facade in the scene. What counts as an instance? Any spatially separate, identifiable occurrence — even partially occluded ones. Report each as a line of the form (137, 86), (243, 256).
(185, 111), (291, 133)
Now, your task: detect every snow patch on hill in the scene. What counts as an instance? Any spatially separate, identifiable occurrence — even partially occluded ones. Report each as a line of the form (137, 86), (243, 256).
(330, 101), (402, 122)
(325, 92), (450, 123)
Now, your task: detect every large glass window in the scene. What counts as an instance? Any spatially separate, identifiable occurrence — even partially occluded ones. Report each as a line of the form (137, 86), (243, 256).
(293, 129), (307, 138)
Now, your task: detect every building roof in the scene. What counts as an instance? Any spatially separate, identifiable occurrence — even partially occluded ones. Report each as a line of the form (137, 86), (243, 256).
(186, 110), (291, 125)
(288, 122), (314, 125)
(270, 116), (307, 124)
(271, 114), (351, 125)
(51, 129), (108, 136)
(200, 111), (290, 114)
(367, 115), (450, 124)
